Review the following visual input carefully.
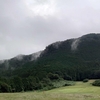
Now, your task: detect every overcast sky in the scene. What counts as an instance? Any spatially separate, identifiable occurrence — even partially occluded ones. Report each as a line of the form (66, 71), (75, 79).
(0, 0), (100, 60)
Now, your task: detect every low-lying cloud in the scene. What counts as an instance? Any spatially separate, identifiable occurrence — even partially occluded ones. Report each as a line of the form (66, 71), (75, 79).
(0, 0), (100, 60)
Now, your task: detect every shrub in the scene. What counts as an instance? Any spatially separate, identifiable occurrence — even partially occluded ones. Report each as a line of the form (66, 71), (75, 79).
(48, 73), (59, 80)
(63, 74), (72, 80)
(41, 78), (54, 90)
(0, 81), (11, 92)
(92, 79), (100, 86)
(64, 81), (75, 86)
(83, 79), (89, 82)
(64, 83), (71, 86)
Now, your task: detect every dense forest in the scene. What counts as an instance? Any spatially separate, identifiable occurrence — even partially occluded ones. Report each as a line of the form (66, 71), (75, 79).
(0, 33), (100, 92)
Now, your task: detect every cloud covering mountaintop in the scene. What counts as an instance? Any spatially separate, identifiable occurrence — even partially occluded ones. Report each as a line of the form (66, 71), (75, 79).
(0, 0), (100, 60)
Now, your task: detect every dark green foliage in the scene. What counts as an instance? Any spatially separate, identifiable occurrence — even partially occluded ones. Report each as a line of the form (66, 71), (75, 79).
(48, 73), (60, 80)
(41, 78), (53, 87)
(64, 83), (71, 86)
(22, 76), (42, 91)
(64, 82), (74, 86)
(64, 81), (75, 86)
(40, 78), (54, 90)
(1, 34), (100, 81)
(83, 79), (89, 82)
(0, 81), (11, 92)
(92, 79), (100, 86)
(11, 77), (23, 92)
(1, 34), (100, 92)
(63, 74), (72, 80)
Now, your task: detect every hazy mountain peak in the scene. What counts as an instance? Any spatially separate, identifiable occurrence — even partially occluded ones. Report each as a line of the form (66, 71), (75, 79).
(15, 54), (24, 61)
(71, 33), (100, 51)
(81, 33), (100, 40)
(52, 41), (61, 49)
(4, 60), (9, 69)
(71, 38), (80, 50)
(31, 51), (42, 61)
(1, 33), (100, 71)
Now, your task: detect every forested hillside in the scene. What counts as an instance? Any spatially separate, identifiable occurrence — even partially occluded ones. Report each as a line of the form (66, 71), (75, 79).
(0, 33), (100, 92)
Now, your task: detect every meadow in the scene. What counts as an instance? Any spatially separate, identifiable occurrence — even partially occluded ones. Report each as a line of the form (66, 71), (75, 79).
(0, 80), (100, 100)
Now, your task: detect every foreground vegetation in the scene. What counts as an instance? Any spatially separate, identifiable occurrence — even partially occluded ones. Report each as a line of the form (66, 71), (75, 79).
(0, 72), (74, 92)
(0, 80), (100, 100)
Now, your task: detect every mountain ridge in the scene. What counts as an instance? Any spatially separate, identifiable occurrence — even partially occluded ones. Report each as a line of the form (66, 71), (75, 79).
(0, 51), (42, 70)
(0, 33), (100, 69)
(0, 33), (100, 80)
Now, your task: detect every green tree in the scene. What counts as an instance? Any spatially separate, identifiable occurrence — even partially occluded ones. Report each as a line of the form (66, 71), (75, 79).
(0, 81), (11, 92)
(48, 73), (59, 80)
(12, 77), (23, 92)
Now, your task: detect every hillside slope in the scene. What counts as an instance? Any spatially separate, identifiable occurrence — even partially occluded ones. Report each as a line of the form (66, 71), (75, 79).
(0, 33), (100, 80)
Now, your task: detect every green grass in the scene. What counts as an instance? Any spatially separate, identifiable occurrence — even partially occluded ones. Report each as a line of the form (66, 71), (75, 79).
(0, 80), (100, 100)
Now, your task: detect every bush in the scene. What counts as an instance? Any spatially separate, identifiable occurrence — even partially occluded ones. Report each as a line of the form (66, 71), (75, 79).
(64, 83), (71, 86)
(83, 79), (89, 82)
(64, 81), (75, 86)
(63, 74), (72, 80)
(0, 81), (11, 92)
(92, 79), (100, 86)
(12, 77), (23, 92)
(41, 78), (54, 90)
(48, 73), (59, 80)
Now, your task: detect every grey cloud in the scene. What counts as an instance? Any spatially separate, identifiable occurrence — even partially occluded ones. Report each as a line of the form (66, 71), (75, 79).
(0, 0), (100, 60)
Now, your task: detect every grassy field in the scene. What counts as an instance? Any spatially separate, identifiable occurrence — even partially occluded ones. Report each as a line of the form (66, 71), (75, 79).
(0, 80), (100, 100)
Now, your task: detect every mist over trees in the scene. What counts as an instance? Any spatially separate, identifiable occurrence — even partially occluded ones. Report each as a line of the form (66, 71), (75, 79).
(0, 34), (100, 92)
